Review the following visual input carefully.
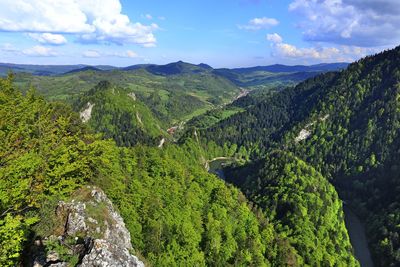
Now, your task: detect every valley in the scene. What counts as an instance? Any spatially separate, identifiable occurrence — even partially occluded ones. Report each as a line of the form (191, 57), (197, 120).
(1, 47), (400, 267)
(2, 1), (398, 266)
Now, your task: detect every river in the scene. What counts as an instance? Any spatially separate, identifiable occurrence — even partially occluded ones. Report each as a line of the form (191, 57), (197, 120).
(343, 206), (374, 267)
(207, 158), (232, 180)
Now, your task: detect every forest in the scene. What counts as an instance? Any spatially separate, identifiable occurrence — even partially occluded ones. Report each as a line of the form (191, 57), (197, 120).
(196, 46), (400, 266)
(2, 46), (400, 266)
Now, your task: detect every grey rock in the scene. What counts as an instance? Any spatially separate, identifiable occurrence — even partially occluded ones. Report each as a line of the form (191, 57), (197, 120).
(29, 186), (144, 267)
(46, 251), (59, 262)
(80, 239), (144, 267)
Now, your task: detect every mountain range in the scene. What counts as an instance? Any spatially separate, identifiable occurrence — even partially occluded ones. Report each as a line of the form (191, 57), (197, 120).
(3, 46), (400, 266)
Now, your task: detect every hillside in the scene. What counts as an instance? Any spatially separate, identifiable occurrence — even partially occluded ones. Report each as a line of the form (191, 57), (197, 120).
(0, 76), (290, 266)
(12, 67), (240, 125)
(195, 45), (400, 266)
(73, 80), (164, 146)
(0, 72), (361, 266)
(225, 151), (358, 266)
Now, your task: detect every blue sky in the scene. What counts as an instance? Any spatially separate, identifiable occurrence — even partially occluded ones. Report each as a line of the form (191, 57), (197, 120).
(0, 0), (399, 67)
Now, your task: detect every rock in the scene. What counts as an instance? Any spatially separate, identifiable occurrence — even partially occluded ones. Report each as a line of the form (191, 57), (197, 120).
(127, 92), (136, 101)
(48, 263), (68, 267)
(80, 239), (144, 267)
(79, 102), (95, 123)
(46, 251), (59, 262)
(28, 186), (144, 267)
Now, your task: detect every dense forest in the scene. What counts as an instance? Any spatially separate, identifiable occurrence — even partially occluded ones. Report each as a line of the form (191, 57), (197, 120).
(0, 68), (359, 265)
(73, 80), (163, 146)
(195, 45), (400, 266)
(0, 75), (346, 266)
(3, 44), (400, 266)
(225, 151), (358, 266)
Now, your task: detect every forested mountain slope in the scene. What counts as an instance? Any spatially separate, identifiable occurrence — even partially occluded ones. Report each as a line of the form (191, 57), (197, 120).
(225, 151), (358, 266)
(0, 76), (314, 266)
(73, 80), (163, 146)
(197, 45), (400, 266)
(13, 67), (240, 119)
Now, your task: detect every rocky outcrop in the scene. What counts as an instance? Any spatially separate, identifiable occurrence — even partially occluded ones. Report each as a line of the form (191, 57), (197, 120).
(30, 186), (144, 267)
(79, 102), (95, 123)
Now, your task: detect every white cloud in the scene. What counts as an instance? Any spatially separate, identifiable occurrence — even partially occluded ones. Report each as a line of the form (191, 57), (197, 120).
(289, 0), (400, 47)
(27, 33), (67, 45)
(83, 50), (101, 58)
(238, 17), (279, 30)
(108, 50), (139, 58)
(275, 43), (340, 59)
(266, 33), (379, 62)
(266, 33), (283, 44)
(83, 49), (139, 58)
(0, 0), (158, 47)
(22, 45), (58, 57)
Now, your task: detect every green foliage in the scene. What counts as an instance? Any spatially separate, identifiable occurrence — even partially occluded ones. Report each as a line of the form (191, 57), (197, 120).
(198, 45), (400, 266)
(14, 67), (241, 125)
(91, 141), (280, 266)
(0, 76), (296, 266)
(0, 214), (37, 266)
(0, 76), (100, 264)
(225, 151), (358, 266)
(74, 81), (163, 146)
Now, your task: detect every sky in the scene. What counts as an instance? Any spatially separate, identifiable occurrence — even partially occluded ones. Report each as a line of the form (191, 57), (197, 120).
(0, 0), (399, 67)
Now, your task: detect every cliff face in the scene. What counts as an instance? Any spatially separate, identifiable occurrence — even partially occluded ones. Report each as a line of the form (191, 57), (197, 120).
(29, 186), (144, 267)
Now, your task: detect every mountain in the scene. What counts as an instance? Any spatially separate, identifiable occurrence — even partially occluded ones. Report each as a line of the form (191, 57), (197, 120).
(13, 66), (241, 126)
(0, 63), (116, 76)
(212, 62), (348, 88)
(0, 76), (315, 266)
(122, 62), (214, 75)
(231, 62), (349, 74)
(194, 45), (400, 266)
(145, 61), (212, 76)
(5, 61), (348, 94)
(64, 66), (102, 74)
(73, 80), (164, 146)
(0, 57), (373, 266)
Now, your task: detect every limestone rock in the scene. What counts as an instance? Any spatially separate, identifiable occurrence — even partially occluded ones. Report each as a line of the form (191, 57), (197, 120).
(29, 186), (144, 267)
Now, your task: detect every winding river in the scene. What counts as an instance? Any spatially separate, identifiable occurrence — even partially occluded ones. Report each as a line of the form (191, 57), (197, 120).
(208, 159), (374, 267)
(343, 206), (374, 267)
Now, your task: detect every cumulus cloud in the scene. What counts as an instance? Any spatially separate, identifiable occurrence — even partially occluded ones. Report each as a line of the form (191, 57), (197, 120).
(289, 0), (400, 47)
(266, 33), (379, 62)
(275, 43), (340, 59)
(22, 45), (58, 57)
(27, 33), (67, 45)
(266, 33), (283, 44)
(238, 17), (279, 30)
(0, 0), (158, 47)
